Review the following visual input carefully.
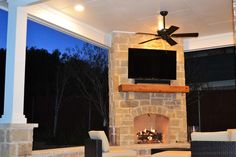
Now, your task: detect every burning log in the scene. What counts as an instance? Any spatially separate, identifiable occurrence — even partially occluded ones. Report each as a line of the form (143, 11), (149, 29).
(137, 129), (163, 144)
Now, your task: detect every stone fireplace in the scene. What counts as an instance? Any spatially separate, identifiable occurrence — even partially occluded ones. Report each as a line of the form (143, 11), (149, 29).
(109, 32), (187, 145)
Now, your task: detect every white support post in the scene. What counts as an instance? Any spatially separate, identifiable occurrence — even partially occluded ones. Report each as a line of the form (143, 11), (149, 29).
(0, 0), (43, 123)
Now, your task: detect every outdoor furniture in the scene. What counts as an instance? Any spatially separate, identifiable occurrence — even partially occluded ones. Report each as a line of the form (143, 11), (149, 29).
(151, 130), (236, 157)
(85, 130), (137, 157)
(191, 130), (236, 157)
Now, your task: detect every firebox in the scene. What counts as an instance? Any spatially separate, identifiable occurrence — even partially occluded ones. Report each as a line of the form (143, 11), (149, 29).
(134, 114), (169, 144)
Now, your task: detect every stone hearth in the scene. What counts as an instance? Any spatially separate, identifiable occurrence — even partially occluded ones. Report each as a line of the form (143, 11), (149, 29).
(109, 32), (187, 145)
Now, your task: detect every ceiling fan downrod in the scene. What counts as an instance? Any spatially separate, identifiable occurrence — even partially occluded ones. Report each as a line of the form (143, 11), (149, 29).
(160, 11), (168, 30)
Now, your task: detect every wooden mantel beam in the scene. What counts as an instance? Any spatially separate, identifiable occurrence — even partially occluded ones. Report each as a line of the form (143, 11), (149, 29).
(118, 84), (189, 93)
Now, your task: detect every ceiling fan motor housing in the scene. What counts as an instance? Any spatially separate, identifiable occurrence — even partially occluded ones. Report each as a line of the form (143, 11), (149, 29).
(160, 11), (168, 16)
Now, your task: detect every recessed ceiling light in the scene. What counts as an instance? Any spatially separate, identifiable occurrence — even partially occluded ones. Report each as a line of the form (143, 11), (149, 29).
(75, 4), (85, 12)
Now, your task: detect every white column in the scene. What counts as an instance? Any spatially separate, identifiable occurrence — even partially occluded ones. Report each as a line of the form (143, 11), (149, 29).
(0, 0), (43, 123)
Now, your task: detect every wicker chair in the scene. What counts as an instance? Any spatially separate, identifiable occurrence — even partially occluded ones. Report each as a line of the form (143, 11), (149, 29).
(191, 141), (236, 157)
(191, 131), (236, 157)
(85, 131), (136, 157)
(151, 131), (235, 157)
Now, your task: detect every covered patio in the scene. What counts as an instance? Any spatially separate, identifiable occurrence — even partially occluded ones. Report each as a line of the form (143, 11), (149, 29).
(0, 0), (235, 156)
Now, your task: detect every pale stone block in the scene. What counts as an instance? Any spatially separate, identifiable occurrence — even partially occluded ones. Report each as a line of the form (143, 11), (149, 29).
(116, 108), (130, 114)
(0, 130), (5, 142)
(18, 143), (32, 156)
(112, 36), (129, 44)
(120, 60), (128, 66)
(114, 52), (128, 60)
(120, 100), (139, 108)
(131, 110), (138, 117)
(137, 107), (142, 115)
(170, 119), (181, 127)
(157, 107), (163, 114)
(153, 107), (157, 113)
(148, 106), (153, 112)
(164, 100), (176, 106)
(134, 93), (150, 99)
(120, 127), (132, 134)
(7, 129), (29, 142)
(0, 143), (17, 157)
(122, 135), (134, 141)
(151, 99), (163, 105)
(114, 60), (120, 66)
(119, 44), (129, 51)
(140, 100), (150, 106)
(176, 100), (182, 106)
(115, 67), (127, 75)
(176, 111), (186, 118)
(113, 93), (126, 100)
(115, 118), (122, 126)
(165, 93), (175, 100)
(111, 43), (120, 51)
(177, 71), (185, 78)
(151, 93), (165, 99)
(120, 75), (128, 83)
(129, 36), (141, 44)
(127, 92), (135, 99)
(142, 106), (148, 114)
(28, 130), (33, 142)
(112, 76), (119, 92)
(124, 114), (132, 120)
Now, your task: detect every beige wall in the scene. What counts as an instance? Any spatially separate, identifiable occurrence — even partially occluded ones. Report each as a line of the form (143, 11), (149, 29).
(109, 32), (187, 145)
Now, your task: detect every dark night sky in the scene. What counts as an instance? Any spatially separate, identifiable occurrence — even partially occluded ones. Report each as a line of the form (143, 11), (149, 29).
(0, 9), (7, 49)
(0, 9), (85, 53)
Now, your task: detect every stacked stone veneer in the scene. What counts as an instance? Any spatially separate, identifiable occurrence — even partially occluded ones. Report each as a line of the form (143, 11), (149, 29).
(0, 124), (37, 157)
(109, 32), (187, 145)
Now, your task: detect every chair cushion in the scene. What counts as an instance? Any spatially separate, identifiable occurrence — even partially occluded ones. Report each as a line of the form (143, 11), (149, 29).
(89, 130), (110, 152)
(227, 129), (236, 141)
(151, 151), (191, 157)
(103, 148), (136, 157)
(191, 131), (229, 141)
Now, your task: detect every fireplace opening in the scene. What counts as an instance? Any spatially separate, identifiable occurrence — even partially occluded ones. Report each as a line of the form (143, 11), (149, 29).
(136, 128), (163, 144)
(134, 113), (169, 144)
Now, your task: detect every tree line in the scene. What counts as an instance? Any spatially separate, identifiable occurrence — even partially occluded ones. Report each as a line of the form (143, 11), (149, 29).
(0, 43), (109, 149)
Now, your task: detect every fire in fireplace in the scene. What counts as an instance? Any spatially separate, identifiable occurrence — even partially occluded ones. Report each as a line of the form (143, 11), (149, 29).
(136, 129), (163, 144)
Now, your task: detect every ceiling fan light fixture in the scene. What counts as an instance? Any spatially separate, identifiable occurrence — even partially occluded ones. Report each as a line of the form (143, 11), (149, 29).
(157, 15), (163, 30)
(75, 4), (85, 12)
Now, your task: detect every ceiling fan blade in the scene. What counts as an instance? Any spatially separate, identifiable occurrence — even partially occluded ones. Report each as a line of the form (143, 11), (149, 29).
(139, 37), (161, 44)
(166, 25), (179, 35)
(165, 37), (177, 46)
(136, 32), (157, 36)
(171, 33), (199, 37)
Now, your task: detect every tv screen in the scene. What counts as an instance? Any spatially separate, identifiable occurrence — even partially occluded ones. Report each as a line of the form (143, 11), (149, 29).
(128, 48), (176, 80)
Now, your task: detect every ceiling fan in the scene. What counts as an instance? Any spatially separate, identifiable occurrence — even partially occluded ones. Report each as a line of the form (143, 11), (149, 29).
(137, 11), (199, 46)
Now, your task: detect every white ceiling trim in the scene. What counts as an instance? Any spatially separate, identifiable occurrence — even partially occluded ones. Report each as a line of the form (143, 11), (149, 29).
(25, 4), (111, 47)
(184, 32), (234, 52)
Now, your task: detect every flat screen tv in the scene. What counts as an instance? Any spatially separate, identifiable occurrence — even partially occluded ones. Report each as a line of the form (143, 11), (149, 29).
(128, 48), (176, 80)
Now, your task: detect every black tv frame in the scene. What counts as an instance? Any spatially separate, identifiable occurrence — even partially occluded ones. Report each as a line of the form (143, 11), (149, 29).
(128, 48), (176, 82)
